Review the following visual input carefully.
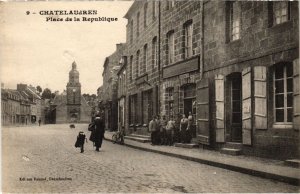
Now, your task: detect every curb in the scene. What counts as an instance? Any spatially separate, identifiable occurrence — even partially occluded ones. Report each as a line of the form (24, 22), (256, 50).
(104, 138), (300, 186)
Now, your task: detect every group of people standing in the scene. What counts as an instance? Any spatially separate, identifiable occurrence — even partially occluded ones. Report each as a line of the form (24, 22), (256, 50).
(149, 112), (194, 146)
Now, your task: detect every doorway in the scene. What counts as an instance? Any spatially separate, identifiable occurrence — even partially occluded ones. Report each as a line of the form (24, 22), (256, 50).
(226, 73), (242, 142)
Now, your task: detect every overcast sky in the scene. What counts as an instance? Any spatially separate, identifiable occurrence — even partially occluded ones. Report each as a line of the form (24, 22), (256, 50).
(0, 1), (133, 94)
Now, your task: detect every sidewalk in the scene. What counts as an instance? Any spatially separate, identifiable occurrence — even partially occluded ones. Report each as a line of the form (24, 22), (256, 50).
(104, 131), (300, 186)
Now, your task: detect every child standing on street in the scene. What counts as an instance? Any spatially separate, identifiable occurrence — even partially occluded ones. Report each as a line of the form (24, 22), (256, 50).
(75, 131), (87, 153)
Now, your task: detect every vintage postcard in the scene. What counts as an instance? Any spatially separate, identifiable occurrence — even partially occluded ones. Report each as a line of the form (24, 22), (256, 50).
(0, 0), (299, 193)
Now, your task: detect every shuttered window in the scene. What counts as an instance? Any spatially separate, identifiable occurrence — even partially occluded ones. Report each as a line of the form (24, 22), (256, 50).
(229, 1), (241, 41)
(184, 21), (193, 58)
(274, 63), (293, 123)
(167, 31), (174, 65)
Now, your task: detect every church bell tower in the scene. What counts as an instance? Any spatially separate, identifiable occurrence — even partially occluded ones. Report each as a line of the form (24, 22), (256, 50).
(66, 61), (81, 122)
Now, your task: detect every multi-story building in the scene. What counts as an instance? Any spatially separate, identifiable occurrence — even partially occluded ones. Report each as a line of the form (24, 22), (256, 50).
(1, 89), (21, 125)
(124, 1), (160, 134)
(196, 1), (299, 159)
(102, 44), (126, 131)
(160, 1), (202, 140)
(102, 0), (299, 159)
(117, 57), (127, 131)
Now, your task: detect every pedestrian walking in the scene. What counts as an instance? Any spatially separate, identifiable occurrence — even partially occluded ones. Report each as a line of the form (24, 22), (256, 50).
(166, 116), (175, 146)
(89, 113), (105, 152)
(38, 118), (41, 126)
(180, 114), (189, 143)
(156, 115), (161, 144)
(160, 115), (167, 145)
(149, 116), (158, 145)
(75, 131), (87, 153)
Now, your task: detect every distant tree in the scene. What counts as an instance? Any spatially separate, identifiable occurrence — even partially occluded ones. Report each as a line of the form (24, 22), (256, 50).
(36, 86), (42, 94)
(41, 88), (52, 99)
(91, 94), (96, 99)
(51, 93), (56, 99)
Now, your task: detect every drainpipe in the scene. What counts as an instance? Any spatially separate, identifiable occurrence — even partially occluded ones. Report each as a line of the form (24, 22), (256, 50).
(157, 1), (161, 116)
(200, 1), (204, 80)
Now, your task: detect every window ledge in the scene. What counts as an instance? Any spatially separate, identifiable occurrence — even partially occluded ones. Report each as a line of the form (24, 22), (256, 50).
(272, 123), (293, 129)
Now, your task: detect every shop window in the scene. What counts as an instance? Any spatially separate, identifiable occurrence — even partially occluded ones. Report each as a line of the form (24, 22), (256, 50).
(166, 87), (174, 119)
(167, 30), (174, 65)
(273, 63), (293, 124)
(184, 20), (193, 59)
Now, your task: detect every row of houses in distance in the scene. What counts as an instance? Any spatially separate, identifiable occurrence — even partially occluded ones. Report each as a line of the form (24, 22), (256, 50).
(1, 83), (44, 126)
(98, 1), (299, 160)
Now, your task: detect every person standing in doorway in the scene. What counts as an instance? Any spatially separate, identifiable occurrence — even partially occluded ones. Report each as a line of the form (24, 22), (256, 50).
(180, 114), (188, 143)
(38, 118), (41, 126)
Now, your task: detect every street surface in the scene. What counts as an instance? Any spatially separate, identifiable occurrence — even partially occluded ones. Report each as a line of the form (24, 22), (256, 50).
(2, 124), (299, 193)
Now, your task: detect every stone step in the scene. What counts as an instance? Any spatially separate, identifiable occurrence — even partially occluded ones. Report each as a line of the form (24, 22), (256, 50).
(220, 148), (242, 156)
(223, 142), (243, 149)
(284, 159), (300, 168)
(124, 136), (151, 143)
(174, 143), (199, 149)
(129, 134), (151, 139)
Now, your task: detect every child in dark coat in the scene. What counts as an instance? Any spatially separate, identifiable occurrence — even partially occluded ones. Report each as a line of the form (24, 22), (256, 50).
(75, 131), (87, 153)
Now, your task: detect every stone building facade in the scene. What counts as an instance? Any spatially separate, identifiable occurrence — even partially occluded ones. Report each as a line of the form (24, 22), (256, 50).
(102, 0), (299, 159)
(198, 1), (299, 159)
(102, 44), (126, 131)
(124, 1), (160, 135)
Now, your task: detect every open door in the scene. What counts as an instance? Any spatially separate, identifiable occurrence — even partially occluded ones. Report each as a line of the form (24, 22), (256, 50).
(197, 78), (210, 145)
(215, 74), (225, 143)
(293, 58), (300, 130)
(254, 66), (267, 129)
(242, 67), (252, 145)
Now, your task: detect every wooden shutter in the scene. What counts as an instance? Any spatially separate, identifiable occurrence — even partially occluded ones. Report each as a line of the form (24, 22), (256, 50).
(254, 66), (267, 129)
(293, 58), (300, 130)
(215, 74), (225, 143)
(197, 78), (210, 145)
(242, 67), (252, 145)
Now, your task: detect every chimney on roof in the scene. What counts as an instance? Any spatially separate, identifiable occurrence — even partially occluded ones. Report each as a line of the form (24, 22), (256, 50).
(17, 84), (27, 91)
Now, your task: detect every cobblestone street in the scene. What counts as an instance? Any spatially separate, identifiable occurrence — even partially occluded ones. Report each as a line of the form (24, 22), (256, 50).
(2, 124), (299, 193)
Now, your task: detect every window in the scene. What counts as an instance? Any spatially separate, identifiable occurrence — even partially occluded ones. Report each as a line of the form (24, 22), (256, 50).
(142, 90), (153, 125)
(274, 63), (293, 123)
(136, 50), (140, 76)
(130, 55), (133, 80)
(152, 36), (158, 69)
(137, 12), (140, 37)
(153, 1), (157, 20)
(144, 3), (148, 28)
(166, 1), (175, 10)
(167, 31), (174, 65)
(129, 95), (138, 125)
(144, 44), (148, 73)
(130, 20), (133, 43)
(166, 88), (174, 119)
(184, 21), (193, 58)
(229, 1), (241, 41)
(273, 1), (290, 25)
